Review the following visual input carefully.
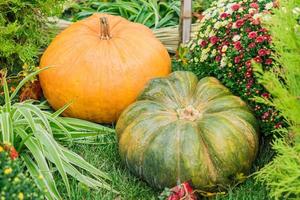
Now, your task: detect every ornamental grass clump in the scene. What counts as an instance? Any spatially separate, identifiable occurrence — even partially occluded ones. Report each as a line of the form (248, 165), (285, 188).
(183, 0), (281, 135)
(0, 69), (116, 200)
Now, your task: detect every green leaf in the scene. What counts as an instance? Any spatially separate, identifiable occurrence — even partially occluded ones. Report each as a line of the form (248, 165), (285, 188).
(15, 102), (52, 133)
(0, 111), (13, 143)
(2, 77), (11, 113)
(60, 145), (111, 180)
(16, 128), (61, 199)
(51, 101), (72, 118)
(34, 124), (71, 197)
(23, 154), (57, 200)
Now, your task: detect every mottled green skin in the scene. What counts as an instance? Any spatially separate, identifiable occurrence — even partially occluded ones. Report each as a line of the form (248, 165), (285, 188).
(116, 71), (259, 190)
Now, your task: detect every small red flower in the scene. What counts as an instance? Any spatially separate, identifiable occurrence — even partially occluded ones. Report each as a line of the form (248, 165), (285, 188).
(258, 49), (267, 56)
(215, 55), (221, 62)
(245, 71), (252, 78)
(231, 4), (241, 11)
(262, 111), (270, 120)
(265, 58), (273, 65)
(254, 56), (263, 63)
(274, 122), (282, 129)
(235, 19), (244, 28)
(9, 147), (19, 160)
(210, 36), (219, 45)
(234, 56), (241, 64)
(220, 12), (229, 19)
(262, 93), (270, 99)
(234, 41), (242, 50)
(248, 31), (258, 39)
(245, 60), (252, 68)
(256, 36), (264, 43)
(248, 42), (256, 49)
(250, 3), (259, 9)
(200, 40), (208, 47)
(3, 145), (19, 160)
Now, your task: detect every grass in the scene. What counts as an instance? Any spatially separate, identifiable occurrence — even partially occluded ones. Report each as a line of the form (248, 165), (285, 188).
(56, 131), (274, 200)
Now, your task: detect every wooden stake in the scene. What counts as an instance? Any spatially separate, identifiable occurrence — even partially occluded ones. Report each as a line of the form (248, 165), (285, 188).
(180, 0), (192, 44)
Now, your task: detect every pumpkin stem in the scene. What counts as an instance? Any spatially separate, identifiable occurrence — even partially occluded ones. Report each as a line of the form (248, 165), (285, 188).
(177, 105), (201, 121)
(100, 17), (111, 40)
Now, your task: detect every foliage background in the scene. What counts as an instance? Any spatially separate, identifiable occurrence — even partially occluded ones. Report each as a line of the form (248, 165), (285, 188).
(0, 0), (66, 74)
(255, 0), (300, 199)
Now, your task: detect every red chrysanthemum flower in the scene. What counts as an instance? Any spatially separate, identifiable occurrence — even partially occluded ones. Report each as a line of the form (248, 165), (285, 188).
(254, 56), (263, 63)
(248, 31), (258, 39)
(256, 36), (265, 43)
(234, 56), (241, 64)
(265, 58), (273, 65)
(258, 49), (267, 56)
(250, 2), (259, 9)
(234, 41), (242, 50)
(220, 12), (229, 19)
(248, 42), (256, 49)
(235, 19), (245, 28)
(210, 36), (219, 45)
(231, 3), (241, 11)
(200, 40), (208, 47)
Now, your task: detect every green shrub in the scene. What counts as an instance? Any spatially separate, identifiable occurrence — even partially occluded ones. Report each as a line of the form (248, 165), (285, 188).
(0, 144), (44, 199)
(181, 0), (281, 135)
(255, 0), (300, 198)
(0, 0), (66, 74)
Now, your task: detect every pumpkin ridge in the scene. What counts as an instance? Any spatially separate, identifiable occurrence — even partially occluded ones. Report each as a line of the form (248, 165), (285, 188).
(193, 82), (231, 109)
(195, 125), (219, 183)
(217, 114), (258, 168)
(120, 113), (177, 164)
(198, 114), (256, 179)
(200, 96), (247, 114)
(166, 79), (184, 107)
(125, 118), (178, 179)
(213, 111), (259, 157)
(137, 120), (179, 178)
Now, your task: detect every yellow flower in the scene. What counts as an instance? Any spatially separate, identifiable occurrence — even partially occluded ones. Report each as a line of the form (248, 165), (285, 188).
(18, 192), (24, 200)
(0, 146), (3, 152)
(4, 167), (12, 175)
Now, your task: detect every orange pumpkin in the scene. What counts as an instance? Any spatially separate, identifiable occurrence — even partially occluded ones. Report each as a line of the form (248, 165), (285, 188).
(39, 14), (171, 123)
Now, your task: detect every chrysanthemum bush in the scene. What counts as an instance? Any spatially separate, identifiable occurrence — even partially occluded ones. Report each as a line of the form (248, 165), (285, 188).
(0, 144), (44, 200)
(182, 0), (282, 135)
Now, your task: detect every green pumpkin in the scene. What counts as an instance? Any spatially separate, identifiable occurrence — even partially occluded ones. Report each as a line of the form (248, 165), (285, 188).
(116, 71), (259, 190)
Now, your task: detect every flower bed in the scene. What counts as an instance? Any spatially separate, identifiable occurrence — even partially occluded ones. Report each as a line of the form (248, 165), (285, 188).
(183, 0), (282, 135)
(0, 144), (44, 200)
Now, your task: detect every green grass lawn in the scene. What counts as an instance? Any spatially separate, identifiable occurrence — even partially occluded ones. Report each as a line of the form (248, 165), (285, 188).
(57, 134), (273, 200)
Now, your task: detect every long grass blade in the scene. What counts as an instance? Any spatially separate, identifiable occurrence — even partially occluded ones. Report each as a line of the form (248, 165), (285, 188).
(34, 125), (71, 197)
(23, 154), (58, 200)
(0, 112), (12, 143)
(16, 128), (61, 199)
(2, 77), (11, 112)
(10, 67), (49, 100)
(60, 145), (111, 180)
